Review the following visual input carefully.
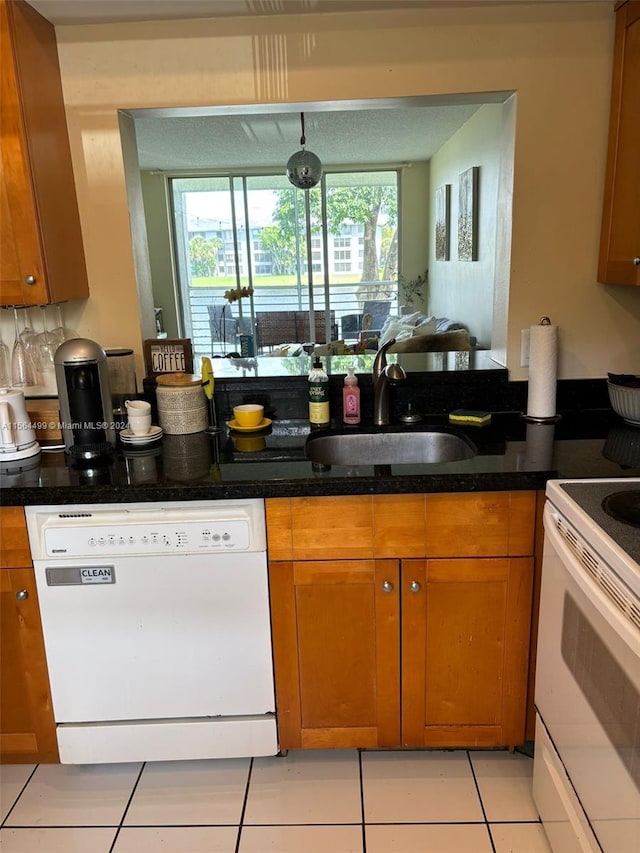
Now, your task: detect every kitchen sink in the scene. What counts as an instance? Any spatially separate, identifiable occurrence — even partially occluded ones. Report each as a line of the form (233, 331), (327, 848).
(304, 426), (477, 466)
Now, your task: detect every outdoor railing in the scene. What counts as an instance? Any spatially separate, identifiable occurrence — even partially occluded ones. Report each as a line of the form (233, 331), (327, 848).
(187, 280), (398, 356)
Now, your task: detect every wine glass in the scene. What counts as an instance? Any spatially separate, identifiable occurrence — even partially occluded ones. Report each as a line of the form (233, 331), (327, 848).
(51, 304), (78, 344)
(18, 307), (42, 375)
(11, 307), (36, 387)
(0, 311), (11, 386)
(35, 305), (57, 370)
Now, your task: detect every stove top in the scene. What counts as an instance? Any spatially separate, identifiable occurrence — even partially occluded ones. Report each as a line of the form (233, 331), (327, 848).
(545, 479), (640, 593)
(602, 490), (640, 529)
(558, 480), (640, 567)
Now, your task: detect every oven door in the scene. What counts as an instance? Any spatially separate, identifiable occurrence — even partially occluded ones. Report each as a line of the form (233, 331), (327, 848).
(535, 502), (640, 853)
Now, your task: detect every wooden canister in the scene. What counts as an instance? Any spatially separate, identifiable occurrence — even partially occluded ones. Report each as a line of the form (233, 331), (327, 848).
(155, 373), (207, 435)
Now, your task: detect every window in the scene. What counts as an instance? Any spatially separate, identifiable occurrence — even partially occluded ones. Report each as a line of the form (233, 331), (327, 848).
(169, 170), (399, 355)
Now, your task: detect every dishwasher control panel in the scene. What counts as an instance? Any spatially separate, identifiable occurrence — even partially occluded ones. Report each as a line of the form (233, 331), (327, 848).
(26, 500), (267, 559)
(43, 519), (251, 557)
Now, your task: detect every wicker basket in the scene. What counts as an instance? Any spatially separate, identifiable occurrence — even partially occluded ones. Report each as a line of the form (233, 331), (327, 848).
(607, 381), (640, 427)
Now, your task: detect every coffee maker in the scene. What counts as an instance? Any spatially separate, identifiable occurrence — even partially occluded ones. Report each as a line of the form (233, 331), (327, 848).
(55, 338), (115, 461)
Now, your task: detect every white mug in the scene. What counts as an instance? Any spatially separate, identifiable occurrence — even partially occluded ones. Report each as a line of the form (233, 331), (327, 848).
(128, 413), (152, 435)
(125, 399), (151, 415)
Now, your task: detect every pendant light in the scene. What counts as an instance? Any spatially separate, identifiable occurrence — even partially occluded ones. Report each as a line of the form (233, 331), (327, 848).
(286, 112), (322, 189)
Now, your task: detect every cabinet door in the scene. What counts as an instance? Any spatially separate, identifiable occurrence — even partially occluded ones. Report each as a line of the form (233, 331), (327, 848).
(0, 507), (58, 763)
(598, 0), (640, 286)
(0, 0), (47, 305)
(1, 567), (58, 763)
(269, 559), (400, 750)
(0, 0), (88, 305)
(401, 557), (533, 749)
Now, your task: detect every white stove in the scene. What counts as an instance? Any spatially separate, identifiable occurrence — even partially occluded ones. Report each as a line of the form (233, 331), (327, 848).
(534, 478), (640, 853)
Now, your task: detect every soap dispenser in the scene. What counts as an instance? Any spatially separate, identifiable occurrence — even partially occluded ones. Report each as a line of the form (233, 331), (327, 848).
(342, 367), (360, 425)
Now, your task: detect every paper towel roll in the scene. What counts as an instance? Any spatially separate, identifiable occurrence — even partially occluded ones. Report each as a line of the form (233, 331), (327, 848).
(526, 319), (558, 419)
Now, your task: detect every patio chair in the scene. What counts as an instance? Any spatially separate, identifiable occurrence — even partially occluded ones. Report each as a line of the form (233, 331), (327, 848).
(207, 304), (238, 352)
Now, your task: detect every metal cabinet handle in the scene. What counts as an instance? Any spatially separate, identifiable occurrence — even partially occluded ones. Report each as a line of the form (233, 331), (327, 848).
(633, 257), (640, 267)
(382, 580), (394, 593)
(15, 589), (29, 601)
(24, 275), (37, 285)
(409, 580), (421, 592)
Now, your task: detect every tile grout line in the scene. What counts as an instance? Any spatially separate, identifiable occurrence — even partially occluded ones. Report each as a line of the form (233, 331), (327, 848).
(108, 761), (146, 853)
(0, 763), (40, 829)
(234, 756), (254, 853)
(358, 749), (367, 852)
(466, 750), (498, 853)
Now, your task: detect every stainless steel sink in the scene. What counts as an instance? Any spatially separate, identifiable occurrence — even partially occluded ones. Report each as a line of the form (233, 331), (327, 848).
(304, 427), (477, 466)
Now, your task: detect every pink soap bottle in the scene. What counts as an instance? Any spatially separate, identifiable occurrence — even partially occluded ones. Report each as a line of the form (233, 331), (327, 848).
(343, 367), (360, 425)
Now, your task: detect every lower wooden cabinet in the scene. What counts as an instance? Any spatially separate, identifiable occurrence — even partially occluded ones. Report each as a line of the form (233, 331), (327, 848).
(269, 559), (401, 749)
(266, 492), (536, 751)
(0, 508), (58, 764)
(401, 557), (533, 748)
(269, 555), (533, 751)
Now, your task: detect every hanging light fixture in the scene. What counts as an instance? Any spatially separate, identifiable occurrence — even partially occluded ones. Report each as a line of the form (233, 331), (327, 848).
(286, 112), (323, 190)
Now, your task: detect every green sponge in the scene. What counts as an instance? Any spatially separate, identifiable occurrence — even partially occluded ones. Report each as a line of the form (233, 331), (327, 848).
(448, 409), (491, 426)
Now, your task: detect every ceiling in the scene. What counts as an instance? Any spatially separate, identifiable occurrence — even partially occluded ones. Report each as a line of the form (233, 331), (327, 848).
(132, 99), (499, 171)
(25, 0), (510, 171)
(26, 0), (565, 26)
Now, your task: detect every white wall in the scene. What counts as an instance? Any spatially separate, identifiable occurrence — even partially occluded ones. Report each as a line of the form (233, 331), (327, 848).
(399, 160), (430, 312)
(52, 2), (640, 381)
(429, 104), (503, 349)
(141, 173), (180, 339)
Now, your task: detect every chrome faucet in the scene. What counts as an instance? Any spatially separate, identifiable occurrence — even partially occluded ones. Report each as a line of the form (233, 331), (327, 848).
(372, 339), (407, 426)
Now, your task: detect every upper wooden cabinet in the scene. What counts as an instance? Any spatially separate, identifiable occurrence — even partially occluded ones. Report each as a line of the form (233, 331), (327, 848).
(598, 0), (640, 286)
(0, 0), (89, 306)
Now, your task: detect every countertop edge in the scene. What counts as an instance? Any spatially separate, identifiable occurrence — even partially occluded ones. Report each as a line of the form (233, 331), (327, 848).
(0, 470), (550, 507)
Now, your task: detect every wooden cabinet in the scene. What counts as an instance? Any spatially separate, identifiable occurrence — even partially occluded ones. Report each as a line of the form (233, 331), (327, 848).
(0, 0), (89, 305)
(401, 557), (532, 748)
(0, 507), (58, 763)
(266, 492), (535, 751)
(598, 0), (640, 286)
(269, 558), (400, 749)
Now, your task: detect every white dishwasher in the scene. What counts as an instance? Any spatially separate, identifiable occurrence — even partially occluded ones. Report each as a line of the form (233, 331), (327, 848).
(26, 499), (277, 764)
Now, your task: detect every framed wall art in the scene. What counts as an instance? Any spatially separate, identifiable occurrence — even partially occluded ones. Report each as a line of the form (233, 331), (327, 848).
(458, 166), (479, 261)
(435, 184), (451, 261)
(143, 338), (193, 377)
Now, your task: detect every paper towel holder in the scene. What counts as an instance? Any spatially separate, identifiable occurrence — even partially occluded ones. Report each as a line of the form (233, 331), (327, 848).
(523, 413), (562, 423)
(521, 316), (562, 424)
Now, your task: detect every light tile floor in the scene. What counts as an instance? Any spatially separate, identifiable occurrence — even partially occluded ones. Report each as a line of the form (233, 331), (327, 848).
(0, 748), (552, 853)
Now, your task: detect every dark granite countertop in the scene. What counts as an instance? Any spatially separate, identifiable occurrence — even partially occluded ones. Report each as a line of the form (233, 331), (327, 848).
(2, 409), (639, 507)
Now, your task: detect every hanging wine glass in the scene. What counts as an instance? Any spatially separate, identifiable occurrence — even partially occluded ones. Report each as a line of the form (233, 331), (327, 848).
(18, 307), (42, 376)
(35, 305), (57, 370)
(0, 311), (11, 387)
(51, 303), (78, 343)
(11, 307), (36, 387)
(50, 304), (65, 346)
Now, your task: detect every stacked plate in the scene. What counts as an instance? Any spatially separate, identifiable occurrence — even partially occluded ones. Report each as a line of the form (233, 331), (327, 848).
(119, 425), (163, 447)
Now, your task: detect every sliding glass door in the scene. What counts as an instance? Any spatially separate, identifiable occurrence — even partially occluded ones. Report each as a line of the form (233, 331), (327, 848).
(169, 169), (399, 357)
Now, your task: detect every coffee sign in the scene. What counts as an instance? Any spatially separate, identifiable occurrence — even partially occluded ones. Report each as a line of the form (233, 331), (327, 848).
(143, 339), (193, 377)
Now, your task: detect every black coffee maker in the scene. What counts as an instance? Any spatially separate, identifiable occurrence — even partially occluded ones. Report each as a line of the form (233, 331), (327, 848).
(55, 339), (115, 461)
